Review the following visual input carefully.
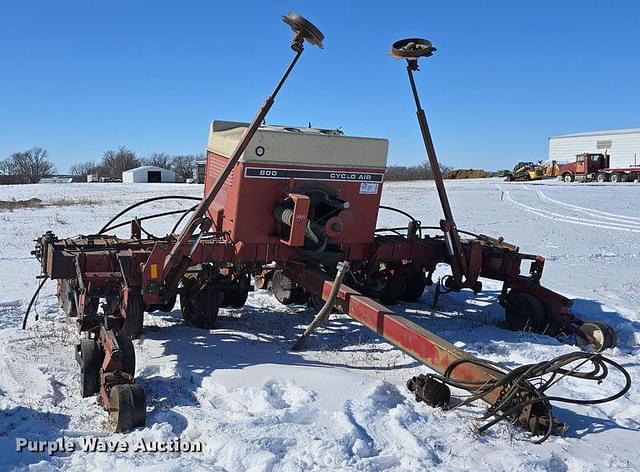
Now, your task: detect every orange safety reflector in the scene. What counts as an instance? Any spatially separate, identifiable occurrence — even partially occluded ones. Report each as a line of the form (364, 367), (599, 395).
(150, 263), (158, 279)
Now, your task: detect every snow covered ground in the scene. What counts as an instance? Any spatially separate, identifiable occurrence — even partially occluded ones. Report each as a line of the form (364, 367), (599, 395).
(0, 178), (638, 471)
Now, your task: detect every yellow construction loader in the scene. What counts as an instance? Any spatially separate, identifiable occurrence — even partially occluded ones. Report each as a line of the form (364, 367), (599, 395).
(504, 161), (545, 181)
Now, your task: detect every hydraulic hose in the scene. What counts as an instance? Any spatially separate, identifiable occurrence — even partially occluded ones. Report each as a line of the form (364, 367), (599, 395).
(423, 351), (631, 443)
(22, 277), (47, 329)
(379, 205), (417, 222)
(98, 195), (201, 235)
(101, 207), (197, 235)
(170, 205), (198, 234)
(375, 225), (481, 240)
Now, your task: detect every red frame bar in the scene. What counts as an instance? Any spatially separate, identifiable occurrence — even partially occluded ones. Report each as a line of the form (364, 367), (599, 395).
(284, 263), (505, 405)
(98, 327), (134, 410)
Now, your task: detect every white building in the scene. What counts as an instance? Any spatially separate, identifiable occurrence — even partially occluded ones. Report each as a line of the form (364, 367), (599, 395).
(194, 160), (206, 184)
(39, 176), (74, 184)
(549, 129), (640, 168)
(122, 166), (176, 183)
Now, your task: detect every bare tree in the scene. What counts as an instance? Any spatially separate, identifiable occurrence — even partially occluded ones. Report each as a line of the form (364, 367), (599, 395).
(0, 158), (16, 176)
(0, 158), (25, 184)
(171, 154), (200, 182)
(70, 161), (101, 177)
(142, 152), (173, 169)
(0, 147), (56, 183)
(100, 146), (140, 179)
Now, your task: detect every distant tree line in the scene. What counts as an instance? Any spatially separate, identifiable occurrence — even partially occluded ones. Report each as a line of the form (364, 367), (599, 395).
(70, 147), (203, 182)
(384, 162), (453, 181)
(0, 147), (56, 184)
(0, 145), (203, 185)
(1, 147), (489, 185)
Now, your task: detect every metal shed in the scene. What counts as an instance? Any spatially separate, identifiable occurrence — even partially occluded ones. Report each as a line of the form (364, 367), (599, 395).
(122, 166), (176, 183)
(549, 129), (640, 168)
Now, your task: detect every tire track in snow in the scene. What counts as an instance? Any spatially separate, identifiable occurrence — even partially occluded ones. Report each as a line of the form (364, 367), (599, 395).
(503, 190), (640, 232)
(498, 185), (640, 233)
(521, 185), (640, 231)
(523, 185), (640, 224)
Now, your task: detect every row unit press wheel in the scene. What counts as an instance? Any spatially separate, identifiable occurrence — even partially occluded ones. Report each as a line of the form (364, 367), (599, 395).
(504, 292), (547, 334)
(109, 384), (146, 432)
(221, 279), (249, 309)
(146, 294), (177, 313)
(121, 292), (144, 339)
(380, 275), (405, 305)
(180, 277), (221, 329)
(115, 334), (136, 376)
(80, 338), (104, 397)
(80, 335), (136, 398)
(401, 274), (427, 302)
(576, 321), (617, 352)
(380, 273), (427, 305)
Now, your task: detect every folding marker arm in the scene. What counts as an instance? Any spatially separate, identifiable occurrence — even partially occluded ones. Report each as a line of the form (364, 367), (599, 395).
(148, 13), (325, 302)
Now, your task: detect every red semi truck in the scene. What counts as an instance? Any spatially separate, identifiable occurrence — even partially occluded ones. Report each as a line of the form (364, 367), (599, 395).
(548, 153), (640, 183)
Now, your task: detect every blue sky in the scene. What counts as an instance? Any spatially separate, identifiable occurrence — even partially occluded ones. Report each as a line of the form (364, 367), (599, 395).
(1, 1), (638, 172)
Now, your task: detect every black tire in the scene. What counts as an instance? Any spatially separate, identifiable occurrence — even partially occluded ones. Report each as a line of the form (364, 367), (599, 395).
(121, 291), (144, 339)
(225, 284), (249, 308)
(108, 384), (146, 432)
(504, 292), (548, 334)
(610, 173), (622, 183)
(379, 274), (405, 305)
(146, 294), (177, 313)
(180, 278), (221, 329)
(563, 173), (573, 183)
(79, 338), (103, 397)
(221, 275), (250, 309)
(401, 274), (427, 302)
(596, 173), (608, 183)
(114, 334), (136, 376)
